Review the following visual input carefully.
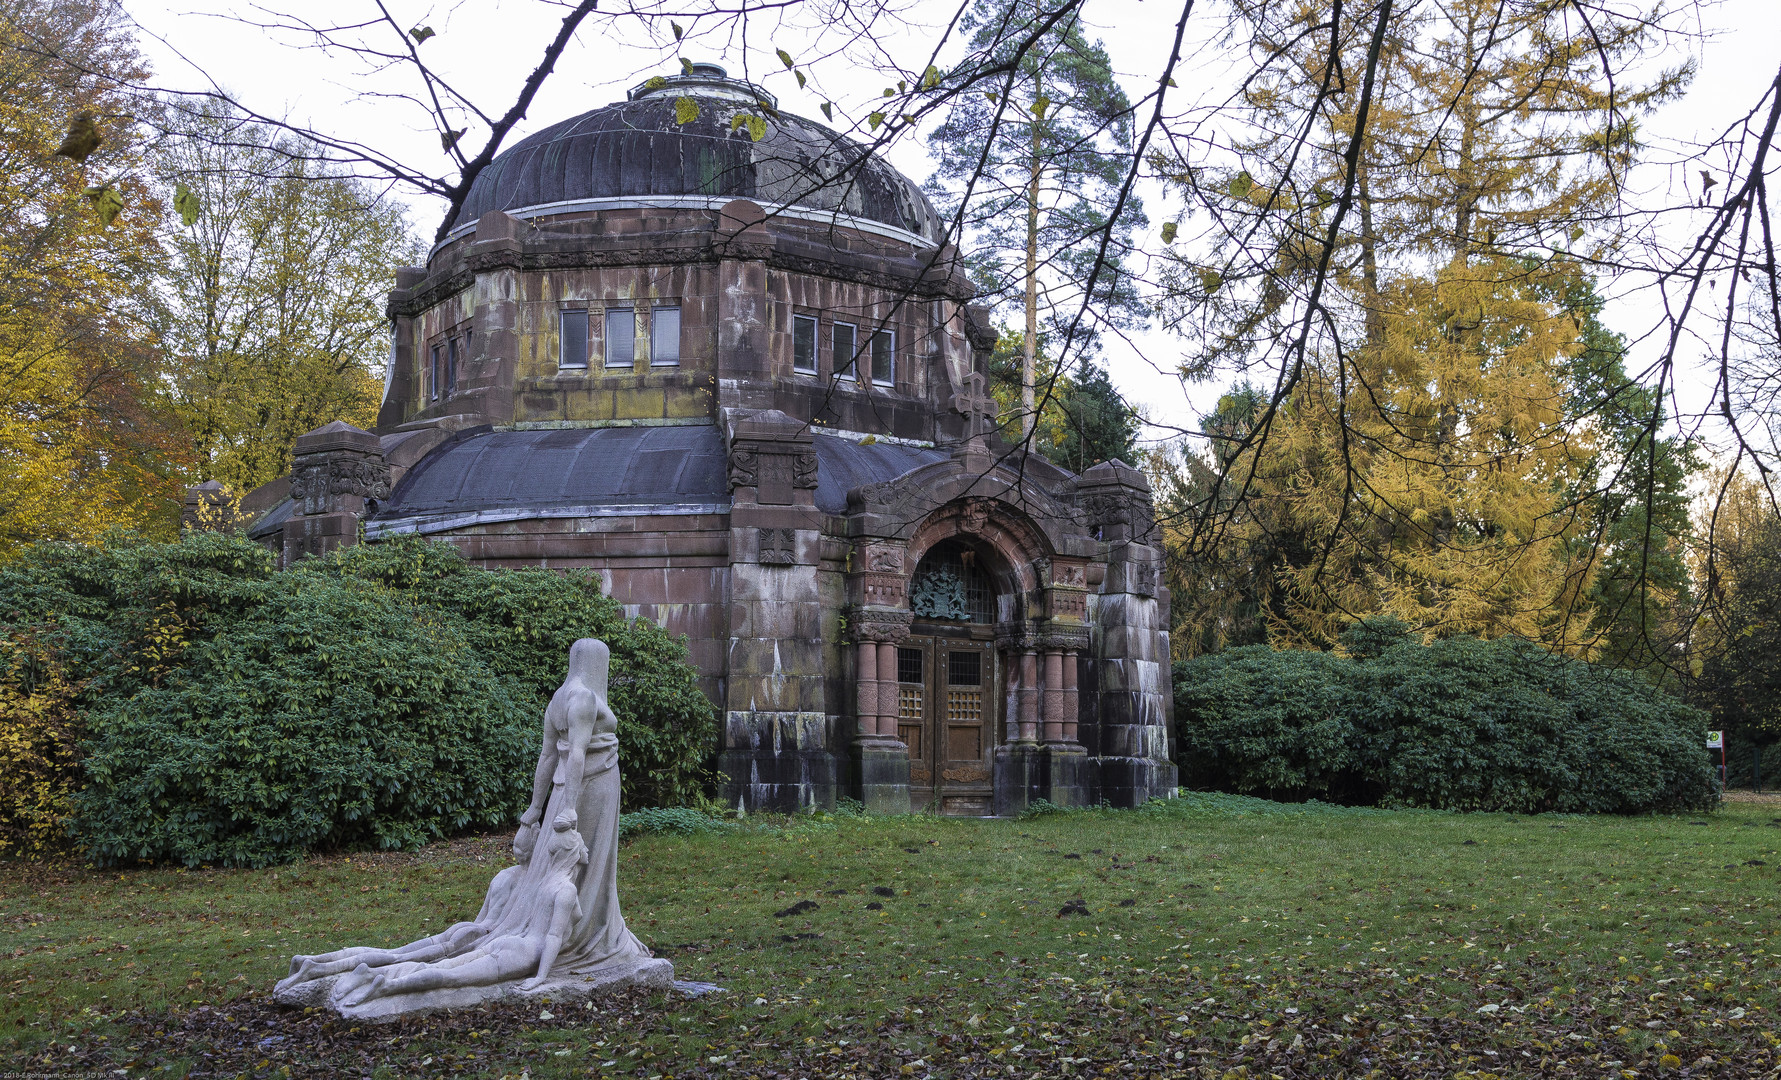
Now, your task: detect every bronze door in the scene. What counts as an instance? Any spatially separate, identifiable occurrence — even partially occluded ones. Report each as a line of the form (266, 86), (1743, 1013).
(896, 634), (996, 815)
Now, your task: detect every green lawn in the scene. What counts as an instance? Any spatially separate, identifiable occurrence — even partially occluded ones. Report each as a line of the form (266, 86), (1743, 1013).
(4, 793), (1779, 1078)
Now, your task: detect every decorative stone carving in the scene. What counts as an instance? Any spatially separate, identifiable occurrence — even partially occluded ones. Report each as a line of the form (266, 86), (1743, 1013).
(942, 765), (992, 783)
(959, 497), (991, 535)
(758, 527), (796, 565)
(1078, 461), (1159, 544)
(865, 545), (904, 573)
(994, 621), (1041, 654)
(727, 449), (758, 489)
(727, 409), (815, 505)
(290, 458), (392, 516)
(950, 371), (999, 443)
(857, 572), (907, 607)
(792, 451), (818, 490)
(1127, 561), (1160, 597)
(1046, 587), (1088, 621)
(1040, 625), (1092, 653)
(273, 639), (673, 1020)
(849, 607), (912, 644)
(1051, 560), (1087, 588)
(910, 562), (971, 621)
(910, 762), (933, 784)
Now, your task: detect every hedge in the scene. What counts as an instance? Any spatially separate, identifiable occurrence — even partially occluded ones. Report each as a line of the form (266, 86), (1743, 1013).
(1173, 619), (1718, 814)
(0, 531), (716, 866)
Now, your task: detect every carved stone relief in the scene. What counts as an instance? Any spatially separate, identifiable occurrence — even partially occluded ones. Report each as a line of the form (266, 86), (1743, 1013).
(758, 528), (796, 565)
(289, 458), (391, 516)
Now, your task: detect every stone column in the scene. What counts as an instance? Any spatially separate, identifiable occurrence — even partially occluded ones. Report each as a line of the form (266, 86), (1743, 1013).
(856, 640), (879, 740)
(181, 480), (238, 533)
(1042, 647), (1065, 744)
(1062, 647), (1080, 744)
(849, 607), (913, 815)
(993, 622), (1049, 817)
(1019, 647), (1041, 742)
(280, 421), (389, 567)
(877, 641), (901, 739)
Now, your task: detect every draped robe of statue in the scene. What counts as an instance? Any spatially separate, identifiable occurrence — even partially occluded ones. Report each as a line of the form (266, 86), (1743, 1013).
(272, 638), (673, 1020)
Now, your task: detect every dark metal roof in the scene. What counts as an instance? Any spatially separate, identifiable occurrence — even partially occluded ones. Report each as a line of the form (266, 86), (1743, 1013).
(446, 71), (940, 241)
(250, 423), (953, 540)
(811, 433), (946, 514)
(244, 495), (295, 540)
(379, 424), (730, 523)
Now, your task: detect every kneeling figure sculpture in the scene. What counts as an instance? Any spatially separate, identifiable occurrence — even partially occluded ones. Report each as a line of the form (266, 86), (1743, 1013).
(274, 639), (673, 1019)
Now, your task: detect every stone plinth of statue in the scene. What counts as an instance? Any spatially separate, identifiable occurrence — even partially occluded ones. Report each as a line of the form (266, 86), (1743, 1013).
(274, 639), (673, 1020)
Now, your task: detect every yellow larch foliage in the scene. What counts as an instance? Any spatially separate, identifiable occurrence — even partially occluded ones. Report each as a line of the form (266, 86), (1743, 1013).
(1238, 258), (1599, 650)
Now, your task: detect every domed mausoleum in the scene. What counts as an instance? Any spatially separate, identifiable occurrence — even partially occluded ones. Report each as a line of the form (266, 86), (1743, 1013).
(241, 64), (1176, 814)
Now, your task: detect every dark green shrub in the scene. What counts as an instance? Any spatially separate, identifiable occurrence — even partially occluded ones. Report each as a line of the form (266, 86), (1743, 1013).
(0, 531), (717, 865)
(1173, 631), (1717, 814)
(1171, 645), (1367, 800)
(618, 806), (735, 839)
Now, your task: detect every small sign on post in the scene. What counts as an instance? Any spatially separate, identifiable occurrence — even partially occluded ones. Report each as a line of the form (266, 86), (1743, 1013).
(1707, 730), (1724, 749)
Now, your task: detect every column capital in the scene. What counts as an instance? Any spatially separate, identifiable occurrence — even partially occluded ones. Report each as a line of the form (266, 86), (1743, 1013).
(1039, 624), (1092, 654)
(848, 606), (912, 644)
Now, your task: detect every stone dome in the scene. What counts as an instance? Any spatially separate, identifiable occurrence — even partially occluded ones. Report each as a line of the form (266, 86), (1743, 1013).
(443, 63), (941, 242)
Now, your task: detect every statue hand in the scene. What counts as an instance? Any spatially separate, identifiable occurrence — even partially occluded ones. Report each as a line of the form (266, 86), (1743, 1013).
(520, 975), (549, 992)
(518, 807), (542, 827)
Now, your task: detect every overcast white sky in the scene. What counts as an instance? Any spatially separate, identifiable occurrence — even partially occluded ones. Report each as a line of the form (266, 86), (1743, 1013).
(125, 0), (1780, 450)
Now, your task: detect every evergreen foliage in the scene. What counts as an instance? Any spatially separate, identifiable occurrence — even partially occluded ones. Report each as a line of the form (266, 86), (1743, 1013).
(1173, 625), (1717, 814)
(1692, 502), (1781, 773)
(0, 532), (716, 866)
(985, 326), (1137, 474)
(925, 0), (1145, 437)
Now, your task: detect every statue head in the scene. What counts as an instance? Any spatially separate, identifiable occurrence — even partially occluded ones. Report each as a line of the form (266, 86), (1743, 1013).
(547, 809), (589, 869)
(513, 821), (539, 863)
(567, 638), (610, 695)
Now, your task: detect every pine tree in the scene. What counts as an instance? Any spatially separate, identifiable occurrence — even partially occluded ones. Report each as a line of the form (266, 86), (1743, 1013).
(926, 0), (1146, 441)
(1051, 358), (1137, 473)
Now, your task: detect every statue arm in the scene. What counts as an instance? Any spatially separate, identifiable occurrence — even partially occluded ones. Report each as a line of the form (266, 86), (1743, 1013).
(522, 887), (578, 989)
(520, 701), (560, 827)
(554, 693), (600, 796)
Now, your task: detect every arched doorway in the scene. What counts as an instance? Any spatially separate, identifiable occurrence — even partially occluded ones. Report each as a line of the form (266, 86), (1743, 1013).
(900, 538), (1004, 814)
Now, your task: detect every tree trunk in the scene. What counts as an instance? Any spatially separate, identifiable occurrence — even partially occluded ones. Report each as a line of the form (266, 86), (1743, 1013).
(1023, 79), (1041, 443)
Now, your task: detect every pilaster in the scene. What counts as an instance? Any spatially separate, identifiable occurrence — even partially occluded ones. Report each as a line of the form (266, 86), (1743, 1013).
(279, 422), (388, 567)
(1078, 460), (1178, 807)
(718, 408), (835, 812)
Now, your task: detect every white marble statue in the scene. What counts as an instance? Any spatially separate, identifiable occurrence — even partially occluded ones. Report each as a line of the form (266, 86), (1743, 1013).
(274, 638), (673, 1020)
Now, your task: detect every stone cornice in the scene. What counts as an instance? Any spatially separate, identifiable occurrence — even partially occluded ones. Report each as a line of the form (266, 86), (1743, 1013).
(389, 225), (971, 320)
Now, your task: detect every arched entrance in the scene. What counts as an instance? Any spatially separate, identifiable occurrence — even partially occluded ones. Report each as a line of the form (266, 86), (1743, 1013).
(899, 538), (1004, 814)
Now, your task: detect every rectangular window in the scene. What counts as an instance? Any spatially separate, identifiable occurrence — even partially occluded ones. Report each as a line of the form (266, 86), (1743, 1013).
(792, 314), (817, 374)
(429, 343), (442, 400)
(832, 321), (857, 380)
(445, 334), (460, 394)
(651, 305), (680, 365)
(948, 650), (983, 687)
(871, 328), (894, 385)
(560, 309), (589, 369)
(605, 307), (636, 368)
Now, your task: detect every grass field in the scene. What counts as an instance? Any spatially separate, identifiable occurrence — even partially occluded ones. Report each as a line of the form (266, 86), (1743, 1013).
(4, 792), (1779, 1078)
